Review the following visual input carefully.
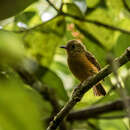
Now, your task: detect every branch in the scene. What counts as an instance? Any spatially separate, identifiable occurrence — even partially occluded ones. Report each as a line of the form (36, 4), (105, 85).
(46, 0), (130, 34)
(1, 13), (60, 33)
(67, 98), (130, 121)
(47, 47), (130, 130)
(61, 12), (130, 34)
(107, 52), (130, 117)
(5, 0), (129, 35)
(46, 0), (59, 12)
(15, 15), (59, 33)
(3, 1), (130, 35)
(75, 24), (106, 50)
(122, 0), (130, 12)
(14, 62), (67, 130)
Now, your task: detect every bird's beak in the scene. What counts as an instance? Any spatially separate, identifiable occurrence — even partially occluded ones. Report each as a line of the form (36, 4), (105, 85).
(60, 45), (67, 49)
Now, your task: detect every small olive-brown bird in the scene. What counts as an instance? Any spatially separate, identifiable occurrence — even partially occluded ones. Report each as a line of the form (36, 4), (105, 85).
(61, 39), (106, 96)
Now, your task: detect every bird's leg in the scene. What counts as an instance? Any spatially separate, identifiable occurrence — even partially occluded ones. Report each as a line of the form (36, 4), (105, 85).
(73, 81), (83, 93)
(73, 76), (94, 95)
(78, 82), (83, 87)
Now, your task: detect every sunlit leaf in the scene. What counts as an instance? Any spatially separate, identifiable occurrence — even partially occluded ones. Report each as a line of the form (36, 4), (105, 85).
(72, 0), (87, 14)
(113, 33), (130, 68)
(75, 24), (106, 49)
(87, 0), (100, 8)
(113, 33), (130, 56)
(0, 0), (130, 129)
(15, 11), (36, 24)
(63, 3), (84, 17)
(24, 16), (66, 66)
(83, 37), (107, 67)
(99, 119), (127, 130)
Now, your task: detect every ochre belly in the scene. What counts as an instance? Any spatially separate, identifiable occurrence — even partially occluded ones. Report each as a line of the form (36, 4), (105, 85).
(68, 55), (98, 82)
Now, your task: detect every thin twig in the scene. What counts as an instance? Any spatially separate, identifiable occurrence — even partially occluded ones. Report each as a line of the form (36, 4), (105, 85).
(122, 0), (130, 12)
(46, 0), (59, 12)
(107, 52), (130, 126)
(15, 15), (59, 33)
(75, 24), (106, 50)
(61, 12), (130, 34)
(2, 1), (130, 35)
(47, 47), (130, 130)
(46, 0), (130, 34)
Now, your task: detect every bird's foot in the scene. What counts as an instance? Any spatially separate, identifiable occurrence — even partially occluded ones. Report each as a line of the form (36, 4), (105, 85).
(73, 82), (82, 93)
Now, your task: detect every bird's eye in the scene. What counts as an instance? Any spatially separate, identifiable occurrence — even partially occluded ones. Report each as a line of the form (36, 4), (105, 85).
(71, 44), (75, 50)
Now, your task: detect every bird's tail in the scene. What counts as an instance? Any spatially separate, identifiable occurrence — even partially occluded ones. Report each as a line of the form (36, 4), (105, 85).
(93, 83), (106, 96)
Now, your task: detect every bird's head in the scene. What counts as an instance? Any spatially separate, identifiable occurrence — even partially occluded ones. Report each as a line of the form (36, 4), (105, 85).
(60, 39), (85, 56)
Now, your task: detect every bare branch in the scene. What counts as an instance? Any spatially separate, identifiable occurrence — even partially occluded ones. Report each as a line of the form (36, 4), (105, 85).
(67, 98), (130, 121)
(47, 47), (130, 130)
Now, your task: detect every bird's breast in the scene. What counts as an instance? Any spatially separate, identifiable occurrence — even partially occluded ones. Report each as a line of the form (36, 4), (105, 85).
(67, 54), (98, 81)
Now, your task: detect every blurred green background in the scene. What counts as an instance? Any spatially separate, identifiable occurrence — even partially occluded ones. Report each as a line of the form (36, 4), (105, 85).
(0, 0), (130, 130)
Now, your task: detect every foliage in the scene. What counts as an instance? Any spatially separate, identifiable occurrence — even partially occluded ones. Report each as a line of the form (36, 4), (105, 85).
(0, 0), (130, 130)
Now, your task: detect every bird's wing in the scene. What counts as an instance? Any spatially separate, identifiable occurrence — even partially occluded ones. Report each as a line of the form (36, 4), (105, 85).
(85, 50), (101, 70)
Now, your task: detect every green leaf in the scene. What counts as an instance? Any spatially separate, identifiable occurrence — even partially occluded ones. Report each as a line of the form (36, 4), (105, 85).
(71, 120), (100, 130)
(74, 88), (102, 109)
(0, 30), (25, 65)
(83, 36), (107, 67)
(94, 91), (120, 105)
(75, 24), (106, 49)
(125, 0), (130, 8)
(0, 0), (38, 20)
(72, 0), (87, 14)
(36, 16), (66, 36)
(123, 73), (130, 96)
(0, 69), (45, 130)
(51, 61), (70, 75)
(22, 58), (68, 102)
(113, 33), (130, 68)
(40, 66), (69, 101)
(99, 119), (127, 130)
(87, 0), (100, 8)
(15, 11), (36, 24)
(63, 3), (84, 17)
(113, 33), (130, 57)
(24, 16), (66, 66)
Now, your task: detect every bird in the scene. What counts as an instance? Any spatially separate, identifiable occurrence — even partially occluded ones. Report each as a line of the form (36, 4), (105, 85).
(60, 39), (106, 96)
